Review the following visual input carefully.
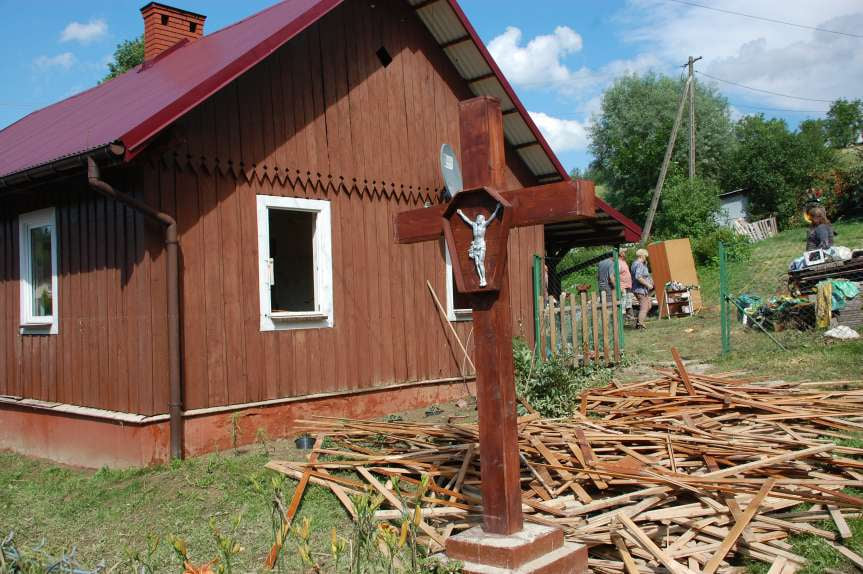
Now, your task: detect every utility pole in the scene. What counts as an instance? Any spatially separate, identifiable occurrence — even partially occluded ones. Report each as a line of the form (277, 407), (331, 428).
(640, 56), (701, 245)
(640, 74), (691, 244)
(687, 56), (702, 182)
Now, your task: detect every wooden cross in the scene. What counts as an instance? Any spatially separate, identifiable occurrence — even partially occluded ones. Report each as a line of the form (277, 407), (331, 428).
(395, 96), (595, 535)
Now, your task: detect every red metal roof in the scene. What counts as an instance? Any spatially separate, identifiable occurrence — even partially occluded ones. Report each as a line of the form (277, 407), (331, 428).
(0, 0), (341, 178)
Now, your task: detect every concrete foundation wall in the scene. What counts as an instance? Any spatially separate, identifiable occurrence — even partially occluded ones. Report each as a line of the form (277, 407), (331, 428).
(0, 378), (474, 468)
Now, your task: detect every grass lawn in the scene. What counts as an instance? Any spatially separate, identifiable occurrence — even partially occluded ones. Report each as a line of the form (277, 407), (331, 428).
(626, 219), (863, 382)
(1, 221), (862, 573)
(0, 444), (350, 572)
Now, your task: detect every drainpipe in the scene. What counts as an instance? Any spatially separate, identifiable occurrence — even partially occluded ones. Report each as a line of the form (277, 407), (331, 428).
(87, 157), (184, 460)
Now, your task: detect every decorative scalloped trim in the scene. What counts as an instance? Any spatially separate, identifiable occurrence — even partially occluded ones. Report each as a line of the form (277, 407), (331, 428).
(152, 152), (442, 204)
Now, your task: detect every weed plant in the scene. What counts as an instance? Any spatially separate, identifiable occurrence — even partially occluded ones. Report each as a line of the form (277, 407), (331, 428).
(513, 338), (616, 418)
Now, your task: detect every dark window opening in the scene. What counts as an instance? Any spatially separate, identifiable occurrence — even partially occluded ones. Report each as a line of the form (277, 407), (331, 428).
(376, 46), (392, 68)
(161, 14), (169, 25)
(189, 21), (197, 33)
(451, 268), (471, 311)
(269, 209), (316, 313)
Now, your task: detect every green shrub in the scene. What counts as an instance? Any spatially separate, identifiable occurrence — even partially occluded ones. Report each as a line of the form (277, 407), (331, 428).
(513, 339), (615, 418)
(654, 174), (722, 240)
(692, 227), (753, 267)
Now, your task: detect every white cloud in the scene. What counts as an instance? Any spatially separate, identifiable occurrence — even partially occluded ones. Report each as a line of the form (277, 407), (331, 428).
(619, 0), (863, 111)
(488, 26), (582, 87)
(60, 19), (108, 44)
(33, 53), (77, 71)
(487, 25), (660, 111)
(529, 111), (588, 152)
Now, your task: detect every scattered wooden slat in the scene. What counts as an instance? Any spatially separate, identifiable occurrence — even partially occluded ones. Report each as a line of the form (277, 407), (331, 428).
(266, 360), (863, 573)
(828, 505), (853, 540)
(703, 478), (776, 574)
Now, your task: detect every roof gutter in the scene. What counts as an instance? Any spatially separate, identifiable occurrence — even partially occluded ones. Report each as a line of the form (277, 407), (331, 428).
(87, 156), (184, 460)
(0, 143), (125, 192)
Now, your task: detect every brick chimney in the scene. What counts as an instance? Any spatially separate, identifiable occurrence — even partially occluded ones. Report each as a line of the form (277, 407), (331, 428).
(141, 2), (206, 61)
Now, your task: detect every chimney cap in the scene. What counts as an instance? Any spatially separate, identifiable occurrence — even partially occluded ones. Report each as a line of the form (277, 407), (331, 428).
(140, 2), (206, 20)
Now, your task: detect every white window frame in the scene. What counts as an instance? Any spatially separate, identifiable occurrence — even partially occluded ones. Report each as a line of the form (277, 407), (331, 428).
(445, 247), (472, 322)
(256, 195), (333, 331)
(19, 207), (59, 335)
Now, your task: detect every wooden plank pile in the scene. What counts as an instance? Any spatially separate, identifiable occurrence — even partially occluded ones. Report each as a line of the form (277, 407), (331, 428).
(267, 362), (863, 573)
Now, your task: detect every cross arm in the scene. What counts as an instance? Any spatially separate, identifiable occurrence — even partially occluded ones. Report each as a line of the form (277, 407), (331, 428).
(394, 179), (596, 244)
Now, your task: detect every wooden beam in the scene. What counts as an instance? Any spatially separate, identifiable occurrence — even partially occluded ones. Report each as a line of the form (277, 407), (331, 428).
(394, 180), (595, 244)
(467, 71), (496, 84)
(458, 96), (522, 535)
(537, 172), (563, 180)
(513, 141), (540, 151)
(412, 0), (443, 10)
(440, 34), (471, 49)
(671, 347), (696, 395)
(702, 478), (777, 574)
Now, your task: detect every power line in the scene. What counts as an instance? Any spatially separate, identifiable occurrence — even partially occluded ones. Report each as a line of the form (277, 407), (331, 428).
(729, 102), (830, 114)
(696, 71), (836, 103)
(664, 0), (863, 39)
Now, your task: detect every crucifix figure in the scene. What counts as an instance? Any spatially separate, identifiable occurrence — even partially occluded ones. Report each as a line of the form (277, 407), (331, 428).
(457, 203), (500, 287)
(395, 96), (593, 572)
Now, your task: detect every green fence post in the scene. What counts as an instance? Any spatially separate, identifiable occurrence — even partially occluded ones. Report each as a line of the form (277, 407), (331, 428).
(533, 254), (543, 361)
(719, 241), (730, 356)
(613, 248), (624, 355)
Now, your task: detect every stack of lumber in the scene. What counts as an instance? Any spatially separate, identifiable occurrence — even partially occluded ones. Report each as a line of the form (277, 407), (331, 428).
(267, 364), (863, 573)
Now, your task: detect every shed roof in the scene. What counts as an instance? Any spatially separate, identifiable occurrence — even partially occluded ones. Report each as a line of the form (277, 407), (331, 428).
(0, 0), (640, 243)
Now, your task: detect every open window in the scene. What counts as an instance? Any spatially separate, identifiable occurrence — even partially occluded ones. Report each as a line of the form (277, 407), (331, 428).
(256, 195), (333, 331)
(445, 246), (472, 321)
(19, 208), (59, 335)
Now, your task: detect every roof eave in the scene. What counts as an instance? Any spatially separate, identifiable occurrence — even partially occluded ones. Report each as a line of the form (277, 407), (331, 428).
(0, 142), (125, 192)
(444, 0), (569, 182)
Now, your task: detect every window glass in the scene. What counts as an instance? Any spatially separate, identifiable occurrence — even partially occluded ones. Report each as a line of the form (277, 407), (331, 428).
(269, 209), (316, 313)
(29, 225), (53, 317)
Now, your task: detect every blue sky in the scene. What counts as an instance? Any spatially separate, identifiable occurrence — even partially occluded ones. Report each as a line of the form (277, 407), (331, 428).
(1, 1), (861, 173)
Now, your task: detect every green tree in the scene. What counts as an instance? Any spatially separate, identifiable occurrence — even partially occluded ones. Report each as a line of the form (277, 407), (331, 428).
(588, 73), (734, 223)
(103, 36), (144, 82)
(653, 174), (721, 239)
(723, 115), (832, 225)
(825, 99), (863, 149)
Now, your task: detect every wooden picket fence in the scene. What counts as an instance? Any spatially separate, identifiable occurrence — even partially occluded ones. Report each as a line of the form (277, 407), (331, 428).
(538, 289), (621, 366)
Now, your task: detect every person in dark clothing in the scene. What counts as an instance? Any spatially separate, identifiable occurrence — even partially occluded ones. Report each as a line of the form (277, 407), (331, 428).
(805, 206), (834, 251)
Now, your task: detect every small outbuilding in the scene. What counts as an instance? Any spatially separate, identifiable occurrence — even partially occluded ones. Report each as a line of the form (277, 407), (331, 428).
(716, 188), (750, 227)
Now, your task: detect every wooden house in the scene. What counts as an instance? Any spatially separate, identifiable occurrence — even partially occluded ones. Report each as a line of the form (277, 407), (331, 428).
(0, 0), (640, 467)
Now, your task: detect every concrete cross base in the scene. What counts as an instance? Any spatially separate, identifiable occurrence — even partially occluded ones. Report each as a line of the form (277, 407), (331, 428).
(444, 523), (587, 574)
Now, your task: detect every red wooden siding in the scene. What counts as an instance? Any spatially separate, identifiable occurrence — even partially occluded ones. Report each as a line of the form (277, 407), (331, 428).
(0, 181), (171, 416)
(0, 0), (543, 416)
